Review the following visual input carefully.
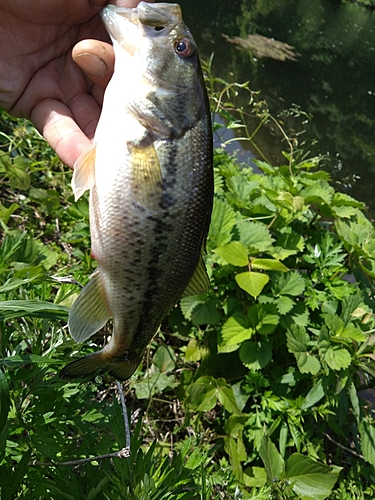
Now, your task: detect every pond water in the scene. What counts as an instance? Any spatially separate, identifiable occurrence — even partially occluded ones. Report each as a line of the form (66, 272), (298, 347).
(179, 0), (375, 217)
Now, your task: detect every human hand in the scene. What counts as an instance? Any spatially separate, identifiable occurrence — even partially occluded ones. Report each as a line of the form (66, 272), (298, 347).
(0, 0), (153, 169)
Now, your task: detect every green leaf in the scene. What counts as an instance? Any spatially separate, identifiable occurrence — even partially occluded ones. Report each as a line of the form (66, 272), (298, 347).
(272, 232), (305, 260)
(208, 199), (236, 246)
(0, 373), (10, 433)
(301, 379), (325, 410)
(237, 220), (274, 252)
(323, 347), (351, 371)
(186, 377), (217, 412)
(251, 258), (289, 272)
(217, 384), (241, 415)
(287, 326), (321, 375)
(220, 316), (253, 346)
(274, 271), (305, 296)
(259, 436), (284, 484)
(239, 340), (272, 371)
(236, 271), (269, 298)
(359, 419), (375, 466)
(185, 339), (210, 362)
(243, 467), (267, 488)
(276, 295), (295, 315)
(213, 241), (248, 266)
(286, 453), (341, 500)
(153, 345), (176, 373)
(348, 379), (360, 423)
(0, 202), (19, 225)
(0, 300), (69, 320)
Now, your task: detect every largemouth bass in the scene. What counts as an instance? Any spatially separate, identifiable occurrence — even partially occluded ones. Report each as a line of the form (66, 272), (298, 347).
(60, 2), (213, 381)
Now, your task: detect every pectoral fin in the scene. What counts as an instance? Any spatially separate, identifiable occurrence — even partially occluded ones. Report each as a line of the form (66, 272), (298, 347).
(130, 143), (162, 210)
(183, 253), (210, 297)
(71, 144), (96, 201)
(68, 270), (111, 342)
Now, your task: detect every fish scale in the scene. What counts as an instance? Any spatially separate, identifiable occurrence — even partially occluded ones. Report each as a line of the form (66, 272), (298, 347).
(60, 2), (213, 381)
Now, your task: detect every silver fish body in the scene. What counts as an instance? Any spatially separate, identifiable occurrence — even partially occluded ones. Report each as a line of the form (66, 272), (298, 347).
(60, 2), (213, 381)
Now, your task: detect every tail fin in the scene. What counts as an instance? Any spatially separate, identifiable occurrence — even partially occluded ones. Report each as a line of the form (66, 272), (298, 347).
(60, 349), (140, 381)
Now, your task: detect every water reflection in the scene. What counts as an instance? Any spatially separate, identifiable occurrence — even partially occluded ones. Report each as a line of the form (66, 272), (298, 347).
(181, 0), (375, 217)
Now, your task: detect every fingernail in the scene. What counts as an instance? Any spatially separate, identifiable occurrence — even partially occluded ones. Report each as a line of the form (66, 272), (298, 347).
(75, 53), (108, 78)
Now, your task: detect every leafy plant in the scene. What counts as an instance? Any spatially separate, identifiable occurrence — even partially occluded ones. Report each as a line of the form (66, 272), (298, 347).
(1, 64), (375, 499)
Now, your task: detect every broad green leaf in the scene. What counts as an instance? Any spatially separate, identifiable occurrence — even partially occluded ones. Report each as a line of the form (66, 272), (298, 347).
(208, 199), (236, 246)
(237, 220), (274, 253)
(248, 303), (280, 334)
(190, 299), (222, 326)
(217, 385), (241, 415)
(239, 340), (272, 371)
(243, 467), (267, 488)
(287, 327), (321, 375)
(286, 453), (341, 500)
(251, 258), (289, 272)
(213, 241), (248, 267)
(276, 295), (295, 315)
(224, 414), (248, 437)
(272, 232), (305, 260)
(0, 300), (68, 320)
(339, 324), (366, 342)
(274, 271), (305, 296)
(221, 316), (253, 346)
(180, 295), (205, 320)
(332, 192), (365, 208)
(4, 155), (31, 190)
(301, 379), (325, 410)
(186, 377), (217, 412)
(323, 347), (351, 371)
(236, 271), (269, 298)
(0, 372), (10, 433)
(359, 419), (375, 466)
(0, 202), (19, 225)
(259, 436), (284, 484)
(185, 339), (210, 362)
(153, 345), (176, 373)
(300, 182), (334, 205)
(224, 435), (247, 480)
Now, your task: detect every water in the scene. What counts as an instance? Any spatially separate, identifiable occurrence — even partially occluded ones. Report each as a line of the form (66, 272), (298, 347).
(179, 0), (375, 217)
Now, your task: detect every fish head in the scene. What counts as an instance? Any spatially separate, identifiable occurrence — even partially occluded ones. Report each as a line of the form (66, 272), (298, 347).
(101, 2), (199, 89)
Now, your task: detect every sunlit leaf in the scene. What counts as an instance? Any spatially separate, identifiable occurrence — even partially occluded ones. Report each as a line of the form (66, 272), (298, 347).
(236, 271), (269, 298)
(286, 453), (341, 500)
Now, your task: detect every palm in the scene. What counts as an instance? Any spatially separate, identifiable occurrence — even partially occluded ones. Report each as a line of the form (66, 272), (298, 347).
(0, 1), (145, 168)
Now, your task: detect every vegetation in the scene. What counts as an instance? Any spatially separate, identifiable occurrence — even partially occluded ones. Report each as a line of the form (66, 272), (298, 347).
(1, 64), (375, 499)
(343, 0), (375, 7)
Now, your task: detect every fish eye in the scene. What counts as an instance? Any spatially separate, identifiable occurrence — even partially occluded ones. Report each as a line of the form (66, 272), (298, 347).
(174, 38), (194, 58)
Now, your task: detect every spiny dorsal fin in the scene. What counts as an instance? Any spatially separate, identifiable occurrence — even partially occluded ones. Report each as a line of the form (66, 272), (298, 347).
(71, 143), (96, 201)
(68, 270), (111, 342)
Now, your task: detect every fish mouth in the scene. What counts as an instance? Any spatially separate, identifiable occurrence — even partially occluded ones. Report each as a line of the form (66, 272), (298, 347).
(100, 4), (139, 55)
(101, 2), (183, 55)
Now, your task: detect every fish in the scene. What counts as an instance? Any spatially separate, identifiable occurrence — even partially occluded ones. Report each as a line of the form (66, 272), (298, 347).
(60, 2), (213, 381)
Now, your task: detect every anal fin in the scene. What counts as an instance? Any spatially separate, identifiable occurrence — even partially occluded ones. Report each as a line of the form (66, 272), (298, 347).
(68, 270), (111, 342)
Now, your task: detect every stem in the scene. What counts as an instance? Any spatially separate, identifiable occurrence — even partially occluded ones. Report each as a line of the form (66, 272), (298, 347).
(116, 381), (131, 451)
